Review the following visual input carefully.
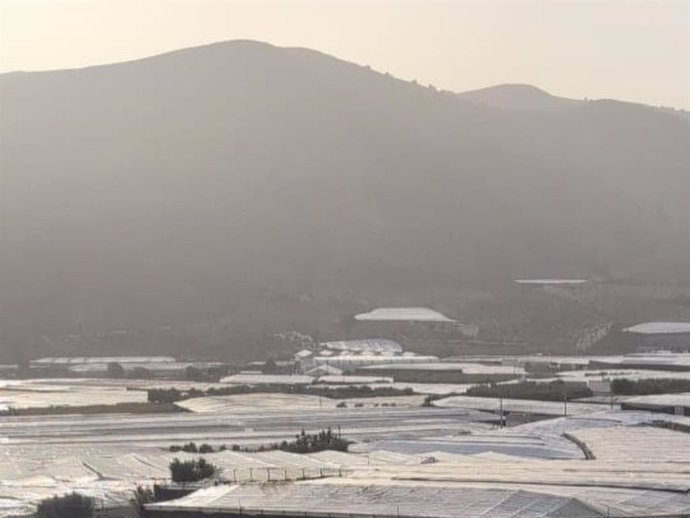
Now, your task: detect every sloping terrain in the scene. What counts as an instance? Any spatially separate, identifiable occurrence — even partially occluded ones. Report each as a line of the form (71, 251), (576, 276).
(1, 40), (688, 359)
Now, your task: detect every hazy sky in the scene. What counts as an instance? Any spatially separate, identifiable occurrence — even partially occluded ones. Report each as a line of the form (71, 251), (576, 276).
(1, 0), (688, 108)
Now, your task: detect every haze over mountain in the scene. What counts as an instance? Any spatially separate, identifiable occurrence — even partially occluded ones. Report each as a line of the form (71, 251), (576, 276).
(1, 40), (689, 359)
(456, 84), (583, 112)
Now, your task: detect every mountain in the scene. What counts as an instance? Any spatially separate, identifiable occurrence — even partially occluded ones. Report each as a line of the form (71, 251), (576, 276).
(1, 40), (689, 359)
(457, 84), (582, 112)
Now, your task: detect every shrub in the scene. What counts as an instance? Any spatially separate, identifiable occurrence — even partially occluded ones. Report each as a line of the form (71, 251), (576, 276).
(181, 442), (198, 453)
(278, 428), (349, 453)
(130, 366), (153, 379)
(107, 362), (125, 378)
(169, 458), (217, 483)
(185, 366), (204, 381)
(36, 492), (94, 518)
(130, 485), (155, 517)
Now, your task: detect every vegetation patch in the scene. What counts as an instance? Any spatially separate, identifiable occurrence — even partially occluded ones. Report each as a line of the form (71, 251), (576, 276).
(466, 380), (592, 401)
(36, 492), (94, 518)
(611, 378), (690, 395)
(0, 401), (185, 417)
(168, 428), (349, 454)
(169, 457), (217, 483)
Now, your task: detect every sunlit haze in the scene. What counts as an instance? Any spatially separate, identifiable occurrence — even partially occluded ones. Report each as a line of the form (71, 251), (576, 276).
(1, 0), (688, 108)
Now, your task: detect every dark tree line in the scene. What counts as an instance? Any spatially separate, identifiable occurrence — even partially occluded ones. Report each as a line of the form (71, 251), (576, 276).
(611, 378), (690, 395)
(467, 380), (592, 401)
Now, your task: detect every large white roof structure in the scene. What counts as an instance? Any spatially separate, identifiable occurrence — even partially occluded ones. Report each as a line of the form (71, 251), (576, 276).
(313, 354), (439, 369)
(0, 382), (147, 411)
(361, 362), (525, 375)
(514, 279), (590, 286)
(354, 307), (456, 322)
(30, 356), (176, 366)
(623, 322), (690, 335)
(219, 374), (314, 385)
(434, 396), (605, 416)
(570, 425), (690, 463)
(322, 339), (403, 353)
(621, 392), (690, 409)
(146, 482), (605, 518)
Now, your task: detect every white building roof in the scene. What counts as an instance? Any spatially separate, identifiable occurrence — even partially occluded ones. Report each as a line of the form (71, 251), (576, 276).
(361, 362), (525, 375)
(354, 307), (456, 323)
(623, 322), (690, 335)
(434, 396), (605, 416)
(322, 339), (403, 353)
(145, 483), (606, 518)
(220, 374), (314, 385)
(31, 356), (176, 365)
(514, 279), (590, 285)
(622, 392), (690, 408)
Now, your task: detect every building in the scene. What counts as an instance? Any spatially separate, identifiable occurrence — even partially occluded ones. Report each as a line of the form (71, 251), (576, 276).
(623, 322), (690, 353)
(353, 307), (479, 339)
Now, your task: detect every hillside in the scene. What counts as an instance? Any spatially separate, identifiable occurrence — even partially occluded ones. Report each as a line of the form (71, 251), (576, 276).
(456, 84), (583, 112)
(1, 40), (689, 360)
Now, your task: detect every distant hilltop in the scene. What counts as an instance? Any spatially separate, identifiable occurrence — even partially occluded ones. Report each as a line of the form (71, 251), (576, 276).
(1, 39), (688, 359)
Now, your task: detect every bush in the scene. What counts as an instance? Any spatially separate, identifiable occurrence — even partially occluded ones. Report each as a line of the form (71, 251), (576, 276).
(182, 442), (198, 452)
(107, 362), (125, 378)
(278, 428), (349, 453)
(36, 492), (94, 518)
(130, 366), (153, 379)
(149, 388), (182, 404)
(185, 366), (204, 381)
(130, 485), (155, 517)
(199, 443), (214, 453)
(169, 458), (217, 483)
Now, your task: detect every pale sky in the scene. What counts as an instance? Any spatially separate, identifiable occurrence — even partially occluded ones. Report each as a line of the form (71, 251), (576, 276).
(1, 0), (688, 108)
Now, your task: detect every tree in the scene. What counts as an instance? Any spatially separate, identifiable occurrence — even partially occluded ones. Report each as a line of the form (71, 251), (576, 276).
(107, 362), (125, 378)
(261, 359), (280, 374)
(185, 365), (204, 381)
(130, 366), (153, 379)
(148, 388), (182, 404)
(36, 492), (94, 518)
(169, 458), (217, 483)
(130, 485), (155, 517)
(277, 428), (349, 453)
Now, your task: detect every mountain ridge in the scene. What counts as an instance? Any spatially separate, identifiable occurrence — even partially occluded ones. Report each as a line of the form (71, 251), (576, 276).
(1, 40), (688, 359)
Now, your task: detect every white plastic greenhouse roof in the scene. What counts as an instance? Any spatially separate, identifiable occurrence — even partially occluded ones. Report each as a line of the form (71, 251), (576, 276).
(322, 339), (403, 353)
(30, 356), (176, 365)
(514, 279), (590, 285)
(435, 396), (604, 416)
(361, 362), (525, 375)
(220, 374), (314, 385)
(146, 482), (605, 518)
(623, 322), (690, 335)
(354, 307), (456, 322)
(622, 392), (690, 408)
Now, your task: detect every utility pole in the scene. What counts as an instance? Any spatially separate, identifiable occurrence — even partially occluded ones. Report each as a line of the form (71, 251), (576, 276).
(563, 390), (568, 417)
(499, 395), (504, 428)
